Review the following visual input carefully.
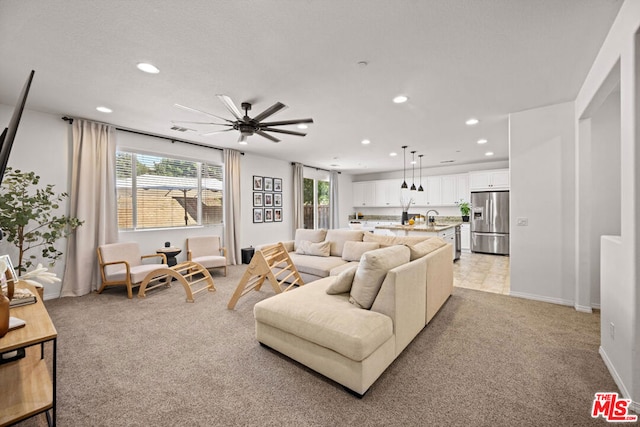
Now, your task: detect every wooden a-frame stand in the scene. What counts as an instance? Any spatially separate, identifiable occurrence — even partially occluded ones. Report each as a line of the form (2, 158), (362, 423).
(227, 242), (304, 309)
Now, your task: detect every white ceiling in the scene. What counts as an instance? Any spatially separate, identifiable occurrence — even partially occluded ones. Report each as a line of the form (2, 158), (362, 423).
(0, 0), (623, 175)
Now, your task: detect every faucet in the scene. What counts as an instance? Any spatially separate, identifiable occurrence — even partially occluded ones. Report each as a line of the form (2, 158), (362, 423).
(426, 209), (439, 225)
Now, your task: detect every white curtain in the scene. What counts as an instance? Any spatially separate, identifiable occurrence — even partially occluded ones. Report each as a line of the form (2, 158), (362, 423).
(293, 162), (304, 232)
(223, 148), (241, 264)
(61, 120), (118, 297)
(329, 170), (340, 229)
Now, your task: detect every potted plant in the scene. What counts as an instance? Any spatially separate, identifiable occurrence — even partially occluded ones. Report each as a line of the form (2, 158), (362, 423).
(0, 167), (83, 276)
(457, 199), (471, 222)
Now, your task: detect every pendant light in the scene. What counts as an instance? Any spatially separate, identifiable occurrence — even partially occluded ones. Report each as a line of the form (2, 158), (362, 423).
(400, 146), (408, 189)
(418, 154), (424, 191)
(410, 151), (417, 191)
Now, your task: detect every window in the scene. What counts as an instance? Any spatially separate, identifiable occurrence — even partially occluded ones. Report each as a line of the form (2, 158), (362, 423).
(303, 176), (330, 229)
(116, 151), (223, 230)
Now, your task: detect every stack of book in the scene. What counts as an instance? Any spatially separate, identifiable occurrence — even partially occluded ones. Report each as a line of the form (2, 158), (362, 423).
(7, 287), (37, 307)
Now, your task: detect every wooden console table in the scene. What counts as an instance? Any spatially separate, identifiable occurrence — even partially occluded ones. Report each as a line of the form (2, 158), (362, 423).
(0, 283), (57, 426)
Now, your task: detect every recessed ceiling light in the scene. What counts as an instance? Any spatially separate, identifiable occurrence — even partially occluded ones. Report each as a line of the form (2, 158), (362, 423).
(393, 95), (409, 104)
(297, 124), (308, 130)
(137, 62), (160, 74)
(96, 106), (112, 113)
(465, 118), (479, 126)
(239, 141), (248, 145)
(477, 138), (488, 144)
(485, 151), (494, 156)
(389, 152), (397, 157)
(361, 139), (371, 145)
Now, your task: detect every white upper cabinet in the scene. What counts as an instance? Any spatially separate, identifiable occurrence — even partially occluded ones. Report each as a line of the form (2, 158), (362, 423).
(426, 176), (442, 205)
(456, 173), (470, 203)
(440, 175), (457, 205)
(374, 179), (401, 206)
(469, 169), (510, 191)
(352, 181), (376, 206)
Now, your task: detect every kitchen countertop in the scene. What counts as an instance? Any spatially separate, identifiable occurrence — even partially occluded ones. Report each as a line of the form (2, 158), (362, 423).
(375, 222), (462, 232)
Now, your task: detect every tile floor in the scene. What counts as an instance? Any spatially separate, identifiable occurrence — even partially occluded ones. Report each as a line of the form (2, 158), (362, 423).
(453, 251), (510, 295)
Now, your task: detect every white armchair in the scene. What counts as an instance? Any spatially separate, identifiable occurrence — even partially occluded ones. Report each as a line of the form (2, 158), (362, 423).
(186, 236), (227, 276)
(97, 242), (168, 299)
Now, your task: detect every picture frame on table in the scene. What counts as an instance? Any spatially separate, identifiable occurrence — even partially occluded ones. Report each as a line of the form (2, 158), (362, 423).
(274, 208), (282, 222)
(273, 178), (282, 192)
(253, 176), (263, 191)
(264, 193), (273, 207)
(263, 177), (273, 191)
(253, 208), (263, 223)
(273, 193), (282, 207)
(264, 208), (273, 222)
(253, 192), (263, 207)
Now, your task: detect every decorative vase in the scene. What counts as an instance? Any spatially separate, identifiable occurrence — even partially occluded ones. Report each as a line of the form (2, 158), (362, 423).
(0, 271), (12, 338)
(462, 215), (469, 222)
(401, 211), (409, 225)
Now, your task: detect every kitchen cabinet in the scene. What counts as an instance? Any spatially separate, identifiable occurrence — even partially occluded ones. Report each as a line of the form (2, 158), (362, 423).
(425, 176), (441, 205)
(374, 179), (401, 207)
(440, 175), (457, 205)
(352, 181), (375, 207)
(460, 223), (470, 251)
(456, 174), (470, 203)
(469, 169), (510, 191)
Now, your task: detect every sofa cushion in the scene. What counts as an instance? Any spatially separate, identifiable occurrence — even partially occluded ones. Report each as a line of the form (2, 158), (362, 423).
(254, 279), (393, 361)
(341, 241), (380, 262)
(349, 245), (411, 309)
(326, 265), (358, 295)
(325, 229), (365, 257)
(294, 229), (327, 251)
(363, 233), (432, 247)
(329, 261), (360, 276)
(406, 237), (447, 261)
(296, 240), (331, 257)
(288, 253), (348, 278)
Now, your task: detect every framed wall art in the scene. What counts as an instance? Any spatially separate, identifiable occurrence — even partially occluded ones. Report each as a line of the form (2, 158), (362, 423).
(253, 176), (263, 191)
(253, 192), (263, 207)
(264, 177), (273, 191)
(253, 208), (263, 223)
(273, 178), (282, 192)
(264, 193), (273, 207)
(273, 193), (282, 207)
(264, 208), (273, 222)
(274, 208), (282, 222)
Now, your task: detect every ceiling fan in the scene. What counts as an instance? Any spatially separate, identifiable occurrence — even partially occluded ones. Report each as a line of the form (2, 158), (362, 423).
(173, 95), (313, 143)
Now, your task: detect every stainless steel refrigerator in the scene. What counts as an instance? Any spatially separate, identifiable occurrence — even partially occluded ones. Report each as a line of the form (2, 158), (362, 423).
(470, 190), (509, 255)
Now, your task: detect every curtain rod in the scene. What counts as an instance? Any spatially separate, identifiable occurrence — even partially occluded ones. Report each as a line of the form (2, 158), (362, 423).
(292, 162), (341, 174)
(61, 116), (243, 154)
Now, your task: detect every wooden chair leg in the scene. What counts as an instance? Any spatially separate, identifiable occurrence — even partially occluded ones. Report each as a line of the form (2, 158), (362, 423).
(97, 283), (106, 294)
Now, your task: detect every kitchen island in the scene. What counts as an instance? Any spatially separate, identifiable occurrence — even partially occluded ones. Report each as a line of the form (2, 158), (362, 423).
(375, 222), (462, 260)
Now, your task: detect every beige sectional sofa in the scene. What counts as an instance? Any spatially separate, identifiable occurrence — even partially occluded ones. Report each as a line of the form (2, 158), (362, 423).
(254, 230), (453, 396)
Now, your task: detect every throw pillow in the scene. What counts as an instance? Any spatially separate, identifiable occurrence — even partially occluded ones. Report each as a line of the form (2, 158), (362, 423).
(296, 240), (331, 257)
(326, 265), (358, 295)
(294, 228), (327, 251)
(406, 237), (447, 261)
(325, 229), (365, 256)
(349, 245), (410, 309)
(341, 241), (380, 262)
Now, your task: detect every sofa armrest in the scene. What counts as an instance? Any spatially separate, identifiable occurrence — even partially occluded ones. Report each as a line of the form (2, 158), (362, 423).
(371, 257), (427, 355)
(425, 243), (454, 324)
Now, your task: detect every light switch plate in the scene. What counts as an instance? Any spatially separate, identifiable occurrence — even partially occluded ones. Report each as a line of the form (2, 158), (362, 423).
(517, 217), (528, 226)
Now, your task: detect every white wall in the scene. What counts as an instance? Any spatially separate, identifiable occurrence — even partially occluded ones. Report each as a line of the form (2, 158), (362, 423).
(575, 0), (640, 410)
(0, 107), (70, 299)
(589, 90), (621, 307)
(509, 102), (576, 305)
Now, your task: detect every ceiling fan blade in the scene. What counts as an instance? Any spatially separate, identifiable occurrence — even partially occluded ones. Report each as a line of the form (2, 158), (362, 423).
(174, 103), (233, 123)
(201, 128), (234, 136)
(260, 127), (307, 137)
(259, 118), (314, 127)
(216, 95), (243, 120)
(252, 102), (287, 122)
(171, 120), (232, 126)
(256, 130), (280, 143)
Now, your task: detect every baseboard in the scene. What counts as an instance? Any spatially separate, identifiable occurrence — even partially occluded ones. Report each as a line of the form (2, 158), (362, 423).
(508, 291), (574, 307)
(599, 346), (639, 413)
(574, 304), (593, 313)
